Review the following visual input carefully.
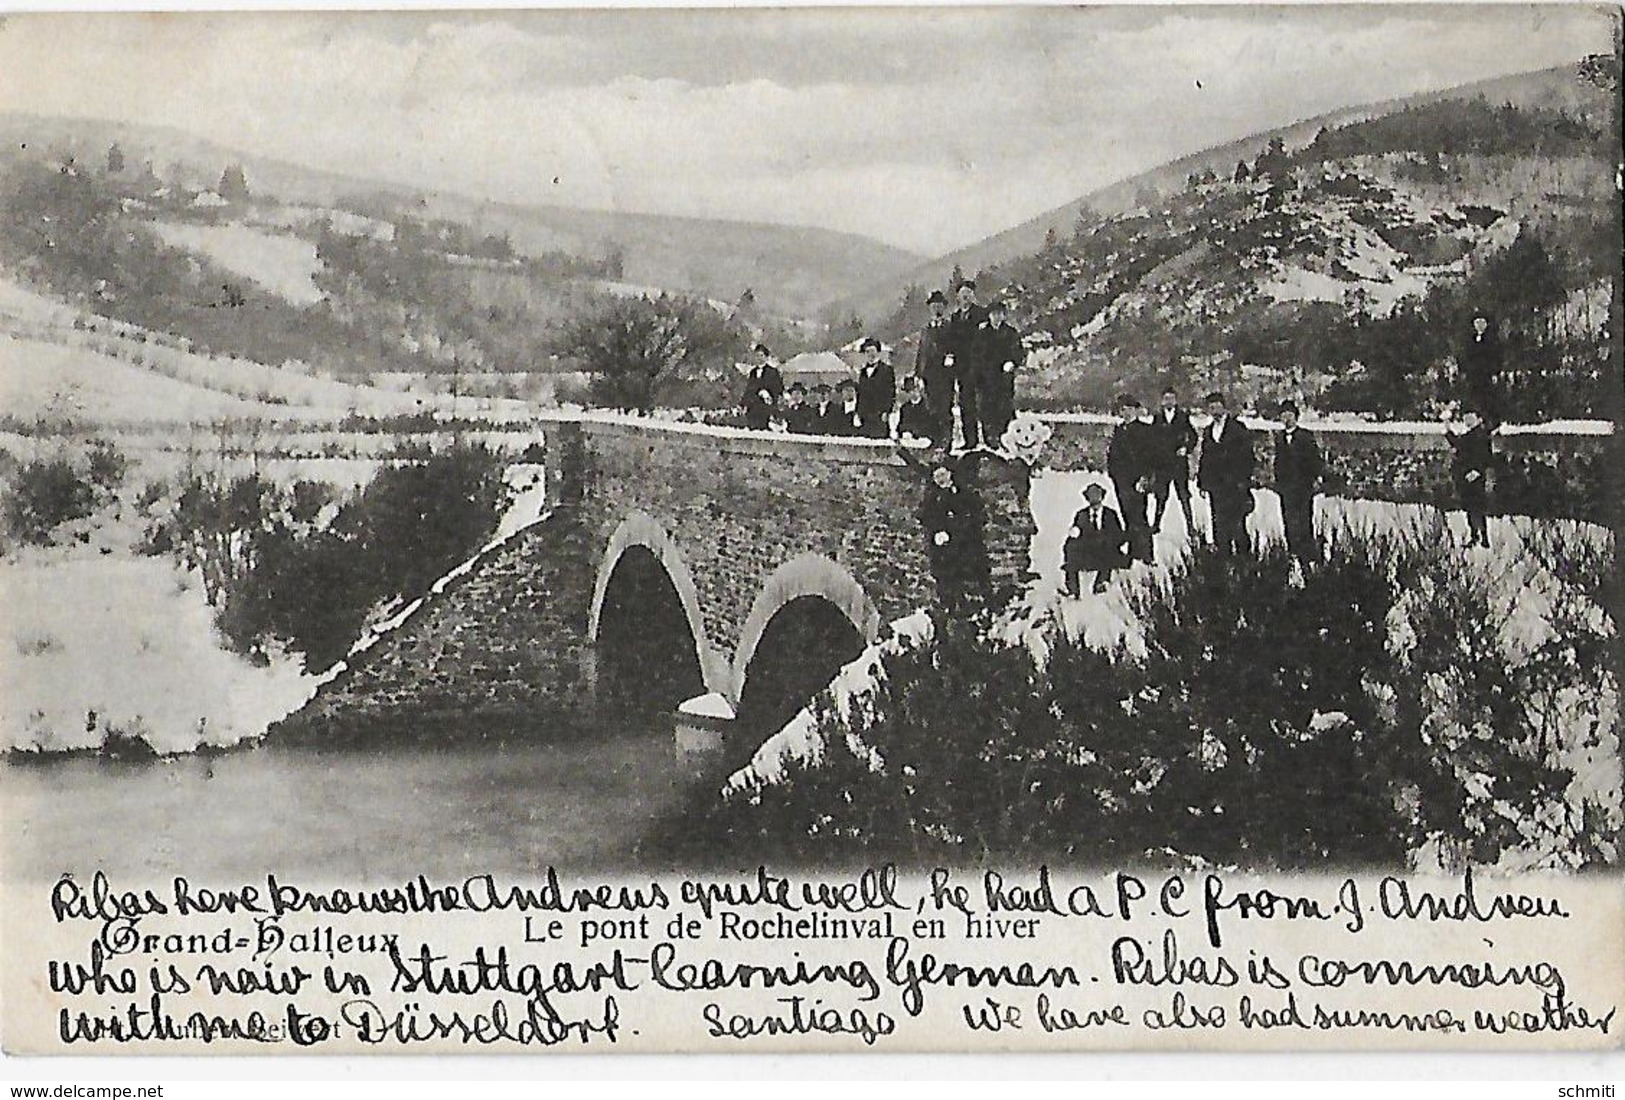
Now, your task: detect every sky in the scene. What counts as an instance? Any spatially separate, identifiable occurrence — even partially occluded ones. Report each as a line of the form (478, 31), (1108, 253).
(0, 6), (1612, 255)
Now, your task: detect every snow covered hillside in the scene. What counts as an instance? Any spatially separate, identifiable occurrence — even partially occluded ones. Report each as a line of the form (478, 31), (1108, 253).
(149, 220), (326, 306)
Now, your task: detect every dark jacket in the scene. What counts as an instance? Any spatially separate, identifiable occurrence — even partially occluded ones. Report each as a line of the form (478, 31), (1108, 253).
(741, 363), (784, 428)
(1108, 419), (1156, 489)
(897, 397), (934, 440)
(809, 401), (840, 436)
(855, 362), (896, 437)
(823, 400), (860, 437)
(920, 484), (987, 572)
(1148, 407), (1198, 474)
(976, 321), (1024, 385)
(1197, 416), (1255, 495)
(1273, 427), (1323, 498)
(783, 405), (818, 435)
(947, 305), (989, 371)
(1448, 424), (1493, 488)
(1460, 330), (1503, 387)
(1064, 504), (1129, 570)
(916, 320), (953, 380)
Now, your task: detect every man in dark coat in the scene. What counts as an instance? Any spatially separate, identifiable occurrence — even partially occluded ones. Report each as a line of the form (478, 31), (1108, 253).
(1108, 394), (1157, 563)
(853, 337), (896, 439)
(975, 299), (1023, 447)
(1196, 391), (1256, 557)
(1460, 314), (1504, 428)
(947, 280), (990, 448)
(827, 379), (860, 436)
(918, 461), (989, 613)
(1148, 387), (1198, 534)
(914, 291), (954, 445)
(809, 382), (836, 435)
(781, 382), (816, 434)
(1448, 407), (1494, 548)
(1063, 482), (1128, 595)
(895, 374), (934, 441)
(1272, 400), (1323, 563)
(740, 343), (783, 430)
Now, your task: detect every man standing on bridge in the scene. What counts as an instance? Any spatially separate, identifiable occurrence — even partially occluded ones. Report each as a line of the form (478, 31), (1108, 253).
(854, 337), (896, 439)
(741, 343), (783, 431)
(947, 280), (989, 448)
(914, 290), (953, 446)
(975, 299), (1023, 447)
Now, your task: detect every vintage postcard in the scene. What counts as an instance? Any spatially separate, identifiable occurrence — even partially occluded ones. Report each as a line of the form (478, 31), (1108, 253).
(0, 5), (1620, 1055)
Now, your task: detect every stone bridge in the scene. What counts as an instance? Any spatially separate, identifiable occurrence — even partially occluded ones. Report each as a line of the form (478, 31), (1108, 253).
(287, 415), (1034, 749)
(281, 411), (1612, 753)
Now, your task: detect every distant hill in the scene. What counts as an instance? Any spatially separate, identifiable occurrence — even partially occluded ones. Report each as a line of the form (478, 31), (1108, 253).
(829, 61), (1617, 323)
(860, 58), (1619, 421)
(0, 112), (922, 318)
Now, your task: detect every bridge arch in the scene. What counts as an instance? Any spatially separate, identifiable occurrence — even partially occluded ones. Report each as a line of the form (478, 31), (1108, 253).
(731, 553), (880, 718)
(589, 511), (725, 700)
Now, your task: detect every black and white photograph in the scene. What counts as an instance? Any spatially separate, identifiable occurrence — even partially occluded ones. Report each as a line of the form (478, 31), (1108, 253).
(0, 4), (1620, 1060)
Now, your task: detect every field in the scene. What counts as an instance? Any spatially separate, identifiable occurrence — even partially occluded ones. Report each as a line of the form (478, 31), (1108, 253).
(148, 220), (326, 306)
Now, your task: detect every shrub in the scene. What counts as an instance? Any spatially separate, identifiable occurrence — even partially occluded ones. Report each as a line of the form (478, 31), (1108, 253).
(2, 457), (97, 545)
(689, 519), (1613, 870)
(85, 439), (128, 493)
(156, 441), (513, 672)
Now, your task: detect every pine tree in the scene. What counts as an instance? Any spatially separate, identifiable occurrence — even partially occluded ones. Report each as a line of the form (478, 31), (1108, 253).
(218, 163), (249, 202)
(105, 143), (125, 175)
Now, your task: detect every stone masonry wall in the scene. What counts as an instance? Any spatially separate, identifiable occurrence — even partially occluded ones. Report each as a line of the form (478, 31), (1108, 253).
(572, 424), (934, 654)
(279, 417), (1035, 733)
(275, 507), (598, 737)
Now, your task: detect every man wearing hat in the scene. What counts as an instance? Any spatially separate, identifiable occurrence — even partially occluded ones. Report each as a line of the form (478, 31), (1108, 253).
(1108, 394), (1157, 564)
(914, 290), (954, 444)
(1272, 400), (1323, 563)
(781, 382), (815, 434)
(830, 378), (861, 436)
(1148, 387), (1198, 535)
(1448, 406), (1494, 548)
(854, 336), (896, 439)
(740, 343), (783, 431)
(809, 382), (837, 435)
(1063, 481), (1129, 596)
(975, 300), (1023, 446)
(895, 374), (934, 442)
(948, 280), (990, 447)
(1196, 390), (1256, 556)
(917, 459), (989, 613)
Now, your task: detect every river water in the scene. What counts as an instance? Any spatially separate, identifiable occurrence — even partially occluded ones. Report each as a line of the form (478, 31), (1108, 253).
(1, 718), (699, 885)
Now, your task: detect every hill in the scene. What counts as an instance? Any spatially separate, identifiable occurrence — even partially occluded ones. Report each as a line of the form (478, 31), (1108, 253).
(0, 112), (922, 318)
(831, 62), (1618, 324)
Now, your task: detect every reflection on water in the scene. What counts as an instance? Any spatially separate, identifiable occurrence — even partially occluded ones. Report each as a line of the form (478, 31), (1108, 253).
(1, 713), (699, 884)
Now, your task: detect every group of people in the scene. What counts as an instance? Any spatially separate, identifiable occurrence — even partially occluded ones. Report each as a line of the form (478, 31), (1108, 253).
(1062, 389), (1500, 597)
(739, 280), (1024, 450)
(1063, 389), (1280, 595)
(913, 281), (1023, 450)
(740, 294), (1508, 608)
(740, 339), (907, 438)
